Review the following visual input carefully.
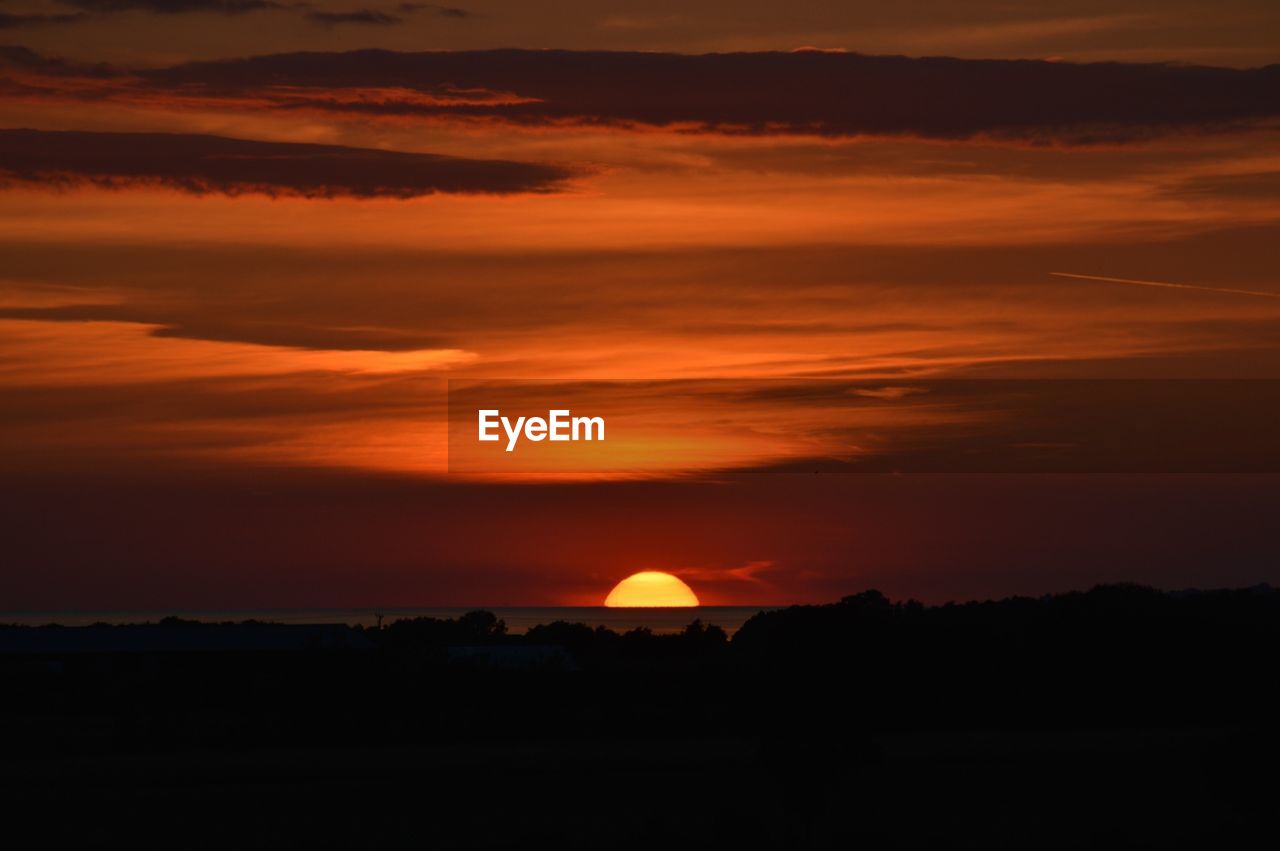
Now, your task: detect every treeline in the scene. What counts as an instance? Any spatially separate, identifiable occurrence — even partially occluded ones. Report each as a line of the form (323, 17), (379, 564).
(365, 582), (1279, 666)
(357, 583), (1280, 725)
(373, 609), (729, 668)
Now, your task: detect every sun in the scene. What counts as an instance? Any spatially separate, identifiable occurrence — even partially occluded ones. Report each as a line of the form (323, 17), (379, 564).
(604, 571), (700, 607)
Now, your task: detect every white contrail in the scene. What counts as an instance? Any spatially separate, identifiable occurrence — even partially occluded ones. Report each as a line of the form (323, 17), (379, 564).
(1050, 272), (1280, 300)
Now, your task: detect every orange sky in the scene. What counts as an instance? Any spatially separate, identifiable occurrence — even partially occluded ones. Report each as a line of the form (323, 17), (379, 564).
(2, 8), (1279, 607)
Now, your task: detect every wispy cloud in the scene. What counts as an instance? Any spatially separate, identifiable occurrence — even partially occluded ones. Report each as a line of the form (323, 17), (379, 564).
(0, 128), (577, 198)
(38, 0), (475, 26)
(55, 0), (281, 13)
(398, 2), (471, 17)
(0, 11), (85, 28)
(676, 560), (778, 586)
(305, 8), (401, 26)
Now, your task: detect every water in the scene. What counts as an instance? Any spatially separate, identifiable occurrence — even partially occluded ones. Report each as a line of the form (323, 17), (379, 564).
(0, 606), (776, 636)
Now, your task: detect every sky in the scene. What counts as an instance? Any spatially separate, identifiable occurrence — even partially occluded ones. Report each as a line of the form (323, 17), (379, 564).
(2, 2), (1279, 608)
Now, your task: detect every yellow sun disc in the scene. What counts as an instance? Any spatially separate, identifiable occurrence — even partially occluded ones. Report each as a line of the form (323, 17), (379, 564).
(604, 571), (700, 607)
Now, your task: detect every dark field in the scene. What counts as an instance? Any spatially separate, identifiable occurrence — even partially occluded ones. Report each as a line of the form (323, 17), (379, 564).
(3, 586), (1277, 849)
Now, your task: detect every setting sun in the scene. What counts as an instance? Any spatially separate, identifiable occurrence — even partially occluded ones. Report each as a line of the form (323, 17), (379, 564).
(603, 571), (700, 607)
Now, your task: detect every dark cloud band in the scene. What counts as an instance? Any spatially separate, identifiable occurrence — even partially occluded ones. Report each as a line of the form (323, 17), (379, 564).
(0, 12), (85, 28)
(0, 129), (575, 197)
(47, 0), (474, 21)
(56, 0), (281, 13)
(305, 9), (402, 26)
(135, 49), (1280, 141)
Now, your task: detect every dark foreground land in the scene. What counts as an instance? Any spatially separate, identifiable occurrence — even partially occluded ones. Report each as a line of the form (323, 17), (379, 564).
(2, 585), (1278, 849)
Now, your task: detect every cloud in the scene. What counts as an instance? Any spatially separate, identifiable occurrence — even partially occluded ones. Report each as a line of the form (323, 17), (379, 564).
(55, 0), (280, 13)
(0, 12), (84, 28)
(398, 3), (471, 17)
(305, 9), (400, 26)
(4, 226), (1278, 359)
(125, 49), (1280, 142)
(8, 47), (1278, 143)
(0, 304), (460, 350)
(0, 128), (576, 198)
(47, 0), (474, 22)
(1161, 170), (1280, 201)
(676, 560), (778, 586)
(0, 44), (90, 72)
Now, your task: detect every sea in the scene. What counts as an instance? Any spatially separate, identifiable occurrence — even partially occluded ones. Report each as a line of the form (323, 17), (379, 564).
(0, 606), (777, 636)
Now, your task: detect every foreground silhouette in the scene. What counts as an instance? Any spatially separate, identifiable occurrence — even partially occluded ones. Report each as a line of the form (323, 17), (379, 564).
(1, 584), (1276, 849)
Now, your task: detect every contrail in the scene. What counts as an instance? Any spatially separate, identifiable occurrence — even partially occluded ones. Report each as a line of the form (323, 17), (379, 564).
(1050, 272), (1280, 300)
